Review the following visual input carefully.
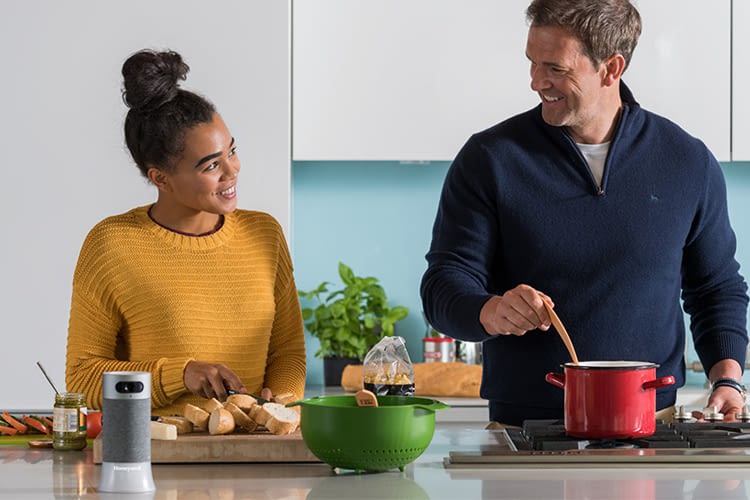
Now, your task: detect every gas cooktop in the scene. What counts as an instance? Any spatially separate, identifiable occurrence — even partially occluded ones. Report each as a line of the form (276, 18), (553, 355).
(445, 419), (750, 468)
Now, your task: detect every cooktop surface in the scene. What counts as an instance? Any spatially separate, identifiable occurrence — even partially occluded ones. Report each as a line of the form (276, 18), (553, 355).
(445, 419), (750, 468)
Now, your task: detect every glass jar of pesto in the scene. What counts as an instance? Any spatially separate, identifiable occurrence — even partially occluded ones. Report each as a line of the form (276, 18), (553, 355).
(52, 393), (87, 451)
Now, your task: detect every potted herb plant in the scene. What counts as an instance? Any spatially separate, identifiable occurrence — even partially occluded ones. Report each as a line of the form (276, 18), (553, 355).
(298, 262), (409, 385)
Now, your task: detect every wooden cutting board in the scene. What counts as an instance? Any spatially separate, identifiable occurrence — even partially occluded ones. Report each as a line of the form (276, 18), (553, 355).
(93, 430), (321, 464)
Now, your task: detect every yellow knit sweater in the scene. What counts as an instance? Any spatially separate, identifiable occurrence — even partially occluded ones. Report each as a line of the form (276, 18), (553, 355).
(65, 205), (306, 416)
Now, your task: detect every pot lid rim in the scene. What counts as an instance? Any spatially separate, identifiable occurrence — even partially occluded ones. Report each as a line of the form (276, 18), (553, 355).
(563, 361), (659, 370)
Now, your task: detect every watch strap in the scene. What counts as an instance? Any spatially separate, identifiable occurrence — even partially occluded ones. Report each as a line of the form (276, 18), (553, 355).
(711, 377), (747, 399)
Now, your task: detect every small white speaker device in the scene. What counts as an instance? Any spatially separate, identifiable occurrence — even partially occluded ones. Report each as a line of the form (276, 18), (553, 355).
(98, 371), (155, 494)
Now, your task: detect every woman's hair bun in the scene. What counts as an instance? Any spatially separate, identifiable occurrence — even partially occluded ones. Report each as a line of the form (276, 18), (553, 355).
(121, 49), (189, 112)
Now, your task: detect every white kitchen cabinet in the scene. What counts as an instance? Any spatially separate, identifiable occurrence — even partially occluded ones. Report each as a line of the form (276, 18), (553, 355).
(626, 0), (730, 161)
(732, 0), (750, 160)
(293, 0), (730, 161)
(293, 0), (537, 161)
(0, 0), (291, 410)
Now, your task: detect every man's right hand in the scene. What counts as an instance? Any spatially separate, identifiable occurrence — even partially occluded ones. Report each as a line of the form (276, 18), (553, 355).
(184, 360), (247, 401)
(479, 284), (553, 336)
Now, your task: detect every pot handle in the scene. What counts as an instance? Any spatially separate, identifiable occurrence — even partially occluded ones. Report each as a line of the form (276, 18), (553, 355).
(642, 375), (676, 391)
(545, 372), (565, 389)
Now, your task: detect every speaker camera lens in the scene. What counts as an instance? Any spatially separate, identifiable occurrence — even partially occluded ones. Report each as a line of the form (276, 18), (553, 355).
(115, 381), (145, 394)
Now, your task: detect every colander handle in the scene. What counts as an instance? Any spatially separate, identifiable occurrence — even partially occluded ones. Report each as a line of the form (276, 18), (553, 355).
(412, 401), (450, 412)
(285, 397), (323, 408)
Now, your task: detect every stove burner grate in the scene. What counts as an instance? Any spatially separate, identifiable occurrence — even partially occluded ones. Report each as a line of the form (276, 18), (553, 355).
(509, 419), (750, 451)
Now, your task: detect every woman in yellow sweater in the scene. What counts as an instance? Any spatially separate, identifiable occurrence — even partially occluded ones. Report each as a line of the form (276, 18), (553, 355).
(65, 49), (306, 416)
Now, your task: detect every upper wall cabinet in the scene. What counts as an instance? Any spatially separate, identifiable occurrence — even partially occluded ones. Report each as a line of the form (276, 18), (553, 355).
(625, 0), (730, 161)
(293, 0), (730, 162)
(293, 0), (537, 161)
(733, 0), (750, 160)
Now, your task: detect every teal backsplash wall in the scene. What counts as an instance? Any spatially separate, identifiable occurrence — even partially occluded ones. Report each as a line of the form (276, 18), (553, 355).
(292, 161), (750, 388)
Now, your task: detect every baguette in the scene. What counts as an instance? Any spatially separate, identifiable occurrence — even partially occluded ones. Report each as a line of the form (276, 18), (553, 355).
(183, 403), (210, 430)
(258, 403), (300, 435)
(248, 404), (265, 424)
(201, 397), (225, 413)
(208, 408), (235, 435)
(226, 393), (257, 412)
(272, 392), (297, 405)
(224, 402), (258, 432)
(150, 421), (177, 440)
(158, 416), (194, 434)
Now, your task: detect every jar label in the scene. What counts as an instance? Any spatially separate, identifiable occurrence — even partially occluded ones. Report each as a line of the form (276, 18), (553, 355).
(53, 407), (86, 433)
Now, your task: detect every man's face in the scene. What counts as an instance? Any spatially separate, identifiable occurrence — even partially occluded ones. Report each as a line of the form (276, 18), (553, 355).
(526, 25), (611, 144)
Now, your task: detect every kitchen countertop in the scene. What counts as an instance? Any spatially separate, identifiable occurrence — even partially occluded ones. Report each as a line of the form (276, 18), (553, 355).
(4, 421), (750, 499)
(2, 386), (729, 499)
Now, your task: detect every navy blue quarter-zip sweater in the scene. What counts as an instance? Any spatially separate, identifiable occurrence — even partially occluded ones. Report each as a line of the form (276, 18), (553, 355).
(421, 82), (748, 425)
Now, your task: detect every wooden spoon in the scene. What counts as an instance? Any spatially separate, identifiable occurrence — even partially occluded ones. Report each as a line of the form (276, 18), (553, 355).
(355, 389), (378, 407)
(543, 301), (579, 365)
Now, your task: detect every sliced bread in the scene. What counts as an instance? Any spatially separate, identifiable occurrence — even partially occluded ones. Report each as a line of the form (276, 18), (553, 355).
(224, 402), (258, 432)
(158, 415), (194, 434)
(183, 403), (210, 431)
(256, 402), (300, 435)
(226, 393), (258, 412)
(208, 408), (236, 435)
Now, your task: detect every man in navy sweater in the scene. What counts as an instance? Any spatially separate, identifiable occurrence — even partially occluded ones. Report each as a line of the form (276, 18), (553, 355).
(421, 0), (749, 426)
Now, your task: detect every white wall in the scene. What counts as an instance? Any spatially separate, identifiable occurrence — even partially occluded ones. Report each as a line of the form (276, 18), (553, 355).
(0, 0), (290, 410)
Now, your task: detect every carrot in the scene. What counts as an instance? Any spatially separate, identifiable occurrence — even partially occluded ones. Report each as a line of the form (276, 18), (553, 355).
(1, 412), (28, 434)
(0, 425), (18, 436)
(40, 416), (54, 429)
(22, 416), (49, 435)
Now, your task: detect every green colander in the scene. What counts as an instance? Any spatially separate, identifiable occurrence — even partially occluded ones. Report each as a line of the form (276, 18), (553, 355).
(288, 395), (449, 473)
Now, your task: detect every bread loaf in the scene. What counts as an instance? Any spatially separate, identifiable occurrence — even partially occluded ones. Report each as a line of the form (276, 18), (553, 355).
(253, 402), (280, 427)
(226, 393), (257, 412)
(183, 403), (210, 430)
(208, 408), (236, 435)
(201, 398), (225, 413)
(248, 404), (264, 423)
(150, 421), (177, 440)
(225, 402), (258, 432)
(158, 416), (194, 434)
(341, 362), (482, 397)
(257, 403), (300, 435)
(272, 392), (297, 405)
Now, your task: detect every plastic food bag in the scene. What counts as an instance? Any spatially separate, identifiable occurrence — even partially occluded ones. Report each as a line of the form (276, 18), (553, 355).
(362, 336), (415, 396)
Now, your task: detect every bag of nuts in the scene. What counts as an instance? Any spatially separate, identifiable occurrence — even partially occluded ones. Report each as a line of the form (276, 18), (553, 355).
(362, 336), (415, 396)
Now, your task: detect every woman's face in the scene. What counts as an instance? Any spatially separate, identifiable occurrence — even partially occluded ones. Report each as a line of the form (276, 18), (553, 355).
(158, 113), (240, 216)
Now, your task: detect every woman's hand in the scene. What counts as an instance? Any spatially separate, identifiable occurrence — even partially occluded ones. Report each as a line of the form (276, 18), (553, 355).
(184, 361), (247, 400)
(259, 387), (273, 402)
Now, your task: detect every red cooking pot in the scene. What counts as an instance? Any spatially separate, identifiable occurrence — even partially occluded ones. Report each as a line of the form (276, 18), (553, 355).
(545, 361), (675, 439)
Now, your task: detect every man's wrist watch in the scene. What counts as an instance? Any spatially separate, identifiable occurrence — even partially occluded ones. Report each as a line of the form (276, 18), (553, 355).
(711, 377), (747, 400)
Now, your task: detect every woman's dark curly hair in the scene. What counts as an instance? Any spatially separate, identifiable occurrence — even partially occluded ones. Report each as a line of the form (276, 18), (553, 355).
(121, 49), (216, 177)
